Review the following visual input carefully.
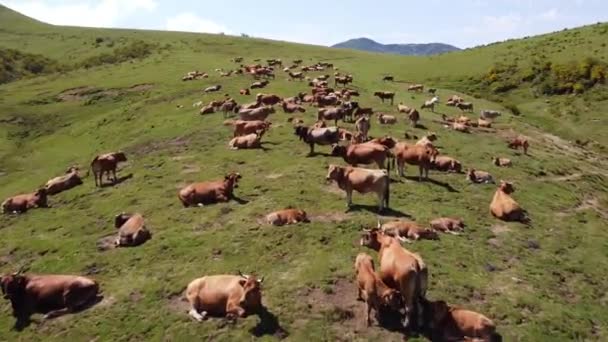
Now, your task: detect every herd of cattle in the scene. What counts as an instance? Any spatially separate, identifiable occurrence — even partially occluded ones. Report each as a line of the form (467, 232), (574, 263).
(0, 56), (536, 340)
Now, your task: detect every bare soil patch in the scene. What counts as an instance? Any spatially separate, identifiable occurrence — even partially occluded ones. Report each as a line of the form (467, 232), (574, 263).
(126, 83), (154, 92)
(265, 173), (283, 179)
(490, 224), (511, 235)
(167, 292), (190, 314)
(57, 86), (101, 101)
(181, 164), (200, 174)
(310, 212), (351, 223)
(96, 235), (116, 251)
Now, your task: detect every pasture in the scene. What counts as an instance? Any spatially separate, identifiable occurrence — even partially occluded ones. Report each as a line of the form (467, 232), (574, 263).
(1, 5), (607, 341)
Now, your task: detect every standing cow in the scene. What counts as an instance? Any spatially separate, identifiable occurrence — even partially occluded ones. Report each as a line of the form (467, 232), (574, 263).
(90, 152), (128, 187)
(326, 164), (390, 212)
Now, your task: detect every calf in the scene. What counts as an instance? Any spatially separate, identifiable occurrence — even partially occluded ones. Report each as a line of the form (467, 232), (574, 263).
(432, 156), (462, 173)
(508, 136), (529, 154)
(114, 212), (151, 247)
(394, 143), (438, 180)
(256, 93), (282, 106)
(490, 181), (529, 223)
(379, 220), (439, 242)
(326, 164), (390, 212)
(229, 131), (264, 149)
(408, 109), (420, 127)
(1, 271), (99, 328)
(186, 272), (263, 321)
(200, 104), (215, 115)
(480, 109), (501, 120)
(354, 253), (401, 326)
(90, 151), (128, 187)
(456, 102), (474, 112)
(382, 75), (394, 82)
(430, 217), (465, 235)
(398, 103), (412, 113)
(407, 84), (424, 92)
(204, 85), (222, 93)
(377, 113), (397, 125)
(178, 172), (241, 207)
(360, 229), (427, 329)
(2, 188), (48, 214)
(493, 157), (512, 167)
(467, 169), (495, 184)
(265, 208), (309, 226)
(44, 167), (83, 195)
(423, 299), (499, 342)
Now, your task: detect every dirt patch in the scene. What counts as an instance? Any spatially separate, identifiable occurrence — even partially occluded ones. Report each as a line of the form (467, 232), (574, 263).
(126, 83), (154, 92)
(128, 135), (191, 157)
(167, 292), (190, 314)
(96, 235), (116, 251)
(311, 212), (351, 223)
(171, 155), (194, 161)
(306, 279), (361, 325)
(574, 197), (608, 219)
(323, 184), (345, 197)
(57, 86), (101, 101)
(129, 291), (143, 302)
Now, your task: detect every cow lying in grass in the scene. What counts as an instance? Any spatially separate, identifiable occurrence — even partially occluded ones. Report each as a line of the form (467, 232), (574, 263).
(490, 181), (529, 223)
(2, 188), (48, 214)
(178, 172), (242, 207)
(265, 208), (309, 226)
(114, 212), (151, 247)
(44, 166), (83, 195)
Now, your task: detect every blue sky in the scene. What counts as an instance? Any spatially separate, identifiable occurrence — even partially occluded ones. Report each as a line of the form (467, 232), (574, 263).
(2, 0), (607, 48)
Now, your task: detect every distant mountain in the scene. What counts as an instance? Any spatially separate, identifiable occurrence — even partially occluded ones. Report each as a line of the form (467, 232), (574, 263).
(331, 37), (460, 56)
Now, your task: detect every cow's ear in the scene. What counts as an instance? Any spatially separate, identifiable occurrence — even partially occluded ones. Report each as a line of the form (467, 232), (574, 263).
(238, 279), (247, 287)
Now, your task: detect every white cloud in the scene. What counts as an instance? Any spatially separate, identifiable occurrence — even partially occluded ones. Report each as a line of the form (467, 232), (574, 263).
(2, 0), (158, 27)
(539, 8), (559, 21)
(165, 13), (230, 34)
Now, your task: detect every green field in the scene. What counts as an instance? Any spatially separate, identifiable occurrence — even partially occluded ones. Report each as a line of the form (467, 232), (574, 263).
(1, 5), (607, 341)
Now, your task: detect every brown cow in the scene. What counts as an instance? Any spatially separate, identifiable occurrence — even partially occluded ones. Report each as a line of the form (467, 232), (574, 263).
(416, 133), (437, 148)
(394, 143), (438, 180)
(398, 103), (412, 113)
(224, 119), (271, 137)
(1, 270), (99, 328)
(318, 106), (346, 125)
(408, 109), (420, 127)
(379, 220), (439, 242)
(186, 272), (263, 321)
(2, 188), (48, 214)
(366, 136), (398, 149)
(200, 104), (215, 115)
(422, 299), (499, 342)
(90, 152), (127, 187)
(44, 167), (83, 195)
(239, 89), (250, 95)
(432, 156), (462, 173)
(467, 169), (495, 184)
(204, 85), (222, 93)
(354, 253), (402, 326)
(178, 172), (241, 207)
(374, 91), (395, 105)
(228, 131), (264, 149)
(250, 80), (269, 89)
(282, 101), (306, 113)
(355, 115), (371, 141)
(114, 212), (151, 247)
(490, 181), (529, 223)
(331, 143), (392, 169)
(377, 113), (397, 125)
(407, 84), (424, 92)
(288, 71), (304, 81)
(429, 217), (465, 235)
(220, 99), (238, 118)
(326, 164), (390, 212)
(508, 136), (529, 154)
(256, 93), (282, 106)
(493, 157), (512, 167)
(456, 102), (474, 112)
(360, 228), (427, 329)
(265, 208), (310, 226)
(294, 125), (340, 155)
(238, 106), (275, 121)
(478, 118), (492, 128)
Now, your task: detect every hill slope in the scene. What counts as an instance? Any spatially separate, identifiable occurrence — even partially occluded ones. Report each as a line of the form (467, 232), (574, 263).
(1, 5), (607, 341)
(332, 37), (460, 55)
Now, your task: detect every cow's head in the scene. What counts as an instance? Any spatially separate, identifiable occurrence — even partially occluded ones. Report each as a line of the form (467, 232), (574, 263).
(34, 188), (48, 207)
(493, 157), (500, 166)
(237, 271), (263, 313)
(422, 299), (450, 328)
(326, 165), (345, 184)
(298, 210), (310, 223)
(1, 267), (28, 301)
(499, 181), (515, 194)
(419, 228), (440, 240)
(360, 228), (382, 251)
(330, 144), (346, 157)
(377, 136), (397, 149)
(114, 212), (132, 228)
(225, 172), (242, 189)
(466, 169), (476, 181)
(426, 146), (439, 162)
(451, 160), (462, 173)
(380, 288), (402, 312)
(114, 152), (128, 162)
(294, 125), (308, 140)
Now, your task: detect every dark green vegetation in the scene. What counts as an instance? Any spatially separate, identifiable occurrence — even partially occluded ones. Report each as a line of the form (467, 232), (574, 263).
(331, 38), (460, 56)
(1, 5), (607, 341)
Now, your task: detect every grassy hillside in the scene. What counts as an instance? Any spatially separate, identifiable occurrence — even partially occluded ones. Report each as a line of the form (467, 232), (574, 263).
(1, 5), (607, 341)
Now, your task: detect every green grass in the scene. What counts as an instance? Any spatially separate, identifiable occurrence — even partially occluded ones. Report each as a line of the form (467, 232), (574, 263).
(1, 5), (607, 341)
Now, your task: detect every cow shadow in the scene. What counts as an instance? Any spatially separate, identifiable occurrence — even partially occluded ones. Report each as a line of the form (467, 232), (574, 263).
(306, 152), (333, 158)
(415, 123), (428, 130)
(250, 306), (288, 339)
(99, 173), (133, 188)
(230, 195), (249, 205)
(403, 176), (459, 193)
(347, 205), (412, 218)
(13, 295), (104, 331)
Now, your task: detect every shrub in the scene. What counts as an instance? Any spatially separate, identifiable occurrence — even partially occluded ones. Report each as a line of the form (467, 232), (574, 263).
(505, 103), (521, 116)
(80, 40), (157, 68)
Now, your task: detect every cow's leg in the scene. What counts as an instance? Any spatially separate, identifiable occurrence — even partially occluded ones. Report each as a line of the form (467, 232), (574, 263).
(226, 300), (246, 319)
(398, 160), (405, 177)
(397, 235), (412, 244)
(346, 189), (353, 209)
(377, 191), (385, 212)
(366, 301), (372, 326)
(418, 166), (424, 181)
(308, 143), (315, 155)
(357, 288), (363, 301)
(189, 308), (207, 322)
